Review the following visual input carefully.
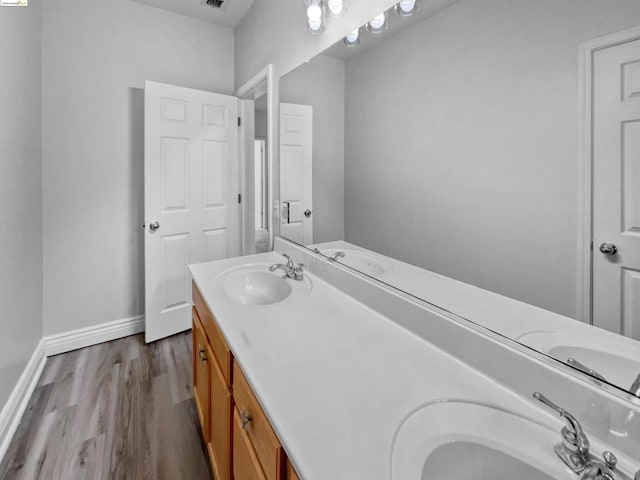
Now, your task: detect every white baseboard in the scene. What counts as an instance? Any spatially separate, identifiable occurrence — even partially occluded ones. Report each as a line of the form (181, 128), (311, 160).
(0, 339), (46, 464)
(43, 315), (145, 357)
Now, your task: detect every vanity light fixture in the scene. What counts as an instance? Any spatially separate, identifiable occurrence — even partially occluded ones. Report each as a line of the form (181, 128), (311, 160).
(343, 27), (361, 47)
(366, 11), (388, 33)
(326, 0), (346, 17)
(306, 0), (325, 34)
(395, 0), (420, 16)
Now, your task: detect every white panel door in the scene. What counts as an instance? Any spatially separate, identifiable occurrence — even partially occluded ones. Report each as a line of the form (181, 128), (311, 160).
(145, 81), (239, 343)
(593, 39), (640, 340)
(280, 103), (313, 245)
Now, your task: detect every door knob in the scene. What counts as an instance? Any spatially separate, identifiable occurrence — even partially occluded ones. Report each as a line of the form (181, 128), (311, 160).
(149, 221), (160, 231)
(304, 209), (312, 218)
(599, 242), (617, 255)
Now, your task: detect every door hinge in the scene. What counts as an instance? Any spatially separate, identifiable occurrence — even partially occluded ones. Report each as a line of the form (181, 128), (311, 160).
(237, 116), (241, 127)
(590, 241), (594, 251)
(238, 194), (242, 204)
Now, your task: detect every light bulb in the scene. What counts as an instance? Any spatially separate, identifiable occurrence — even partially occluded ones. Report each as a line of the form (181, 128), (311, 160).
(343, 28), (360, 46)
(398, 0), (415, 12)
(326, 0), (345, 16)
(367, 12), (387, 32)
(396, 0), (419, 16)
(307, 4), (322, 21)
(308, 16), (323, 32)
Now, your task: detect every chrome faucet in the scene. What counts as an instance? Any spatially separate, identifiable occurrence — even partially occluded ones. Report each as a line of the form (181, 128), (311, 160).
(533, 392), (633, 480)
(580, 451), (623, 480)
(567, 358), (607, 383)
(533, 392), (591, 473)
(567, 357), (640, 398)
(629, 374), (640, 398)
(328, 251), (345, 261)
(269, 253), (304, 281)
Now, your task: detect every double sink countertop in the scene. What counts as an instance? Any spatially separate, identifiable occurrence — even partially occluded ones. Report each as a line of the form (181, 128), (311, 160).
(189, 251), (569, 479)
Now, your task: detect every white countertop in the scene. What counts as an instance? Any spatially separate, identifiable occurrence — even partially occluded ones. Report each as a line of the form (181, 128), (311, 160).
(189, 251), (565, 480)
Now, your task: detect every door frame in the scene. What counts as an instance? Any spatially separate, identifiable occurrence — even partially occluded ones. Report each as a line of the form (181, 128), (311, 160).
(236, 64), (277, 253)
(577, 25), (640, 324)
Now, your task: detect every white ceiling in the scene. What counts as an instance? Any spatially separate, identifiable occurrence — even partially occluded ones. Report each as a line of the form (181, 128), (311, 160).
(131, 0), (256, 28)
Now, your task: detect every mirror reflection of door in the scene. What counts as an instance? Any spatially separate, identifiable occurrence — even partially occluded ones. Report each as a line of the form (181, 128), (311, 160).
(279, 103), (313, 245)
(592, 37), (640, 341)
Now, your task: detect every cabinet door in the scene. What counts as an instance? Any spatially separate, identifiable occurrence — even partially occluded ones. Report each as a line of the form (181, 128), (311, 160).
(286, 461), (300, 480)
(192, 312), (211, 441)
(233, 409), (268, 480)
(209, 356), (232, 480)
(233, 364), (284, 480)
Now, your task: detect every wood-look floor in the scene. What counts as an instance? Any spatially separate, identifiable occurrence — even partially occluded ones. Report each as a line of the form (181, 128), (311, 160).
(0, 332), (213, 480)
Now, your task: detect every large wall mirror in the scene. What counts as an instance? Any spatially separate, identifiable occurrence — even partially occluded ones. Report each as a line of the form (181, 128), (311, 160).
(278, 0), (640, 399)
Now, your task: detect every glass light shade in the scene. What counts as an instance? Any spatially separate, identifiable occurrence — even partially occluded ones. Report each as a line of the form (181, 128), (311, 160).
(306, 1), (325, 34)
(367, 12), (388, 33)
(395, 0), (420, 16)
(343, 28), (360, 47)
(307, 4), (322, 20)
(326, 0), (345, 16)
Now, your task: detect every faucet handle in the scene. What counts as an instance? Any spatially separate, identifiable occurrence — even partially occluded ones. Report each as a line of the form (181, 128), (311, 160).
(281, 253), (295, 267)
(533, 391), (563, 413)
(533, 392), (589, 455)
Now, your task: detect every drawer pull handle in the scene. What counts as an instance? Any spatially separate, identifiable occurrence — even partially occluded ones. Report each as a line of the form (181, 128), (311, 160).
(240, 409), (253, 431)
(198, 348), (207, 365)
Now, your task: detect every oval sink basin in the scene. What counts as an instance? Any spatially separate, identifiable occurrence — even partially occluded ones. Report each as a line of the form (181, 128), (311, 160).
(222, 270), (291, 306)
(391, 402), (573, 480)
(517, 331), (640, 389)
(323, 249), (390, 277)
(218, 263), (312, 306)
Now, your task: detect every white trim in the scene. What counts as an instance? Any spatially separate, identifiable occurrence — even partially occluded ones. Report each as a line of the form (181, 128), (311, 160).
(43, 315), (145, 357)
(577, 25), (640, 324)
(0, 339), (46, 464)
(235, 64), (278, 251)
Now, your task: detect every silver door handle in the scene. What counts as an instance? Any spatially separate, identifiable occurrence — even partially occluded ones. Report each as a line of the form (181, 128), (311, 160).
(304, 209), (312, 218)
(599, 242), (617, 255)
(149, 221), (160, 231)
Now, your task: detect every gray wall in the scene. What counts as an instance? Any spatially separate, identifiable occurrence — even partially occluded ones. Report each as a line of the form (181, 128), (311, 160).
(41, 0), (235, 335)
(0, 1), (43, 407)
(344, 0), (640, 318)
(281, 55), (346, 243)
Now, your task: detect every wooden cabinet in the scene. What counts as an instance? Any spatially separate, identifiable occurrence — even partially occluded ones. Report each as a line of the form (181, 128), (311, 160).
(233, 409), (268, 480)
(209, 355), (232, 480)
(192, 282), (302, 480)
(192, 286), (232, 480)
(233, 363), (285, 480)
(286, 460), (301, 480)
(192, 311), (210, 442)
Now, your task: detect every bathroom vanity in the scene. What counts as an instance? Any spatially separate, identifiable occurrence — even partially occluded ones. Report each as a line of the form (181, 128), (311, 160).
(189, 244), (640, 480)
(192, 279), (299, 480)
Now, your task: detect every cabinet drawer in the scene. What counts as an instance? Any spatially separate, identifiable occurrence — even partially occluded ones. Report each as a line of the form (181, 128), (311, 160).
(233, 409), (268, 480)
(209, 352), (232, 480)
(192, 312), (210, 442)
(233, 364), (284, 480)
(193, 282), (232, 386)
